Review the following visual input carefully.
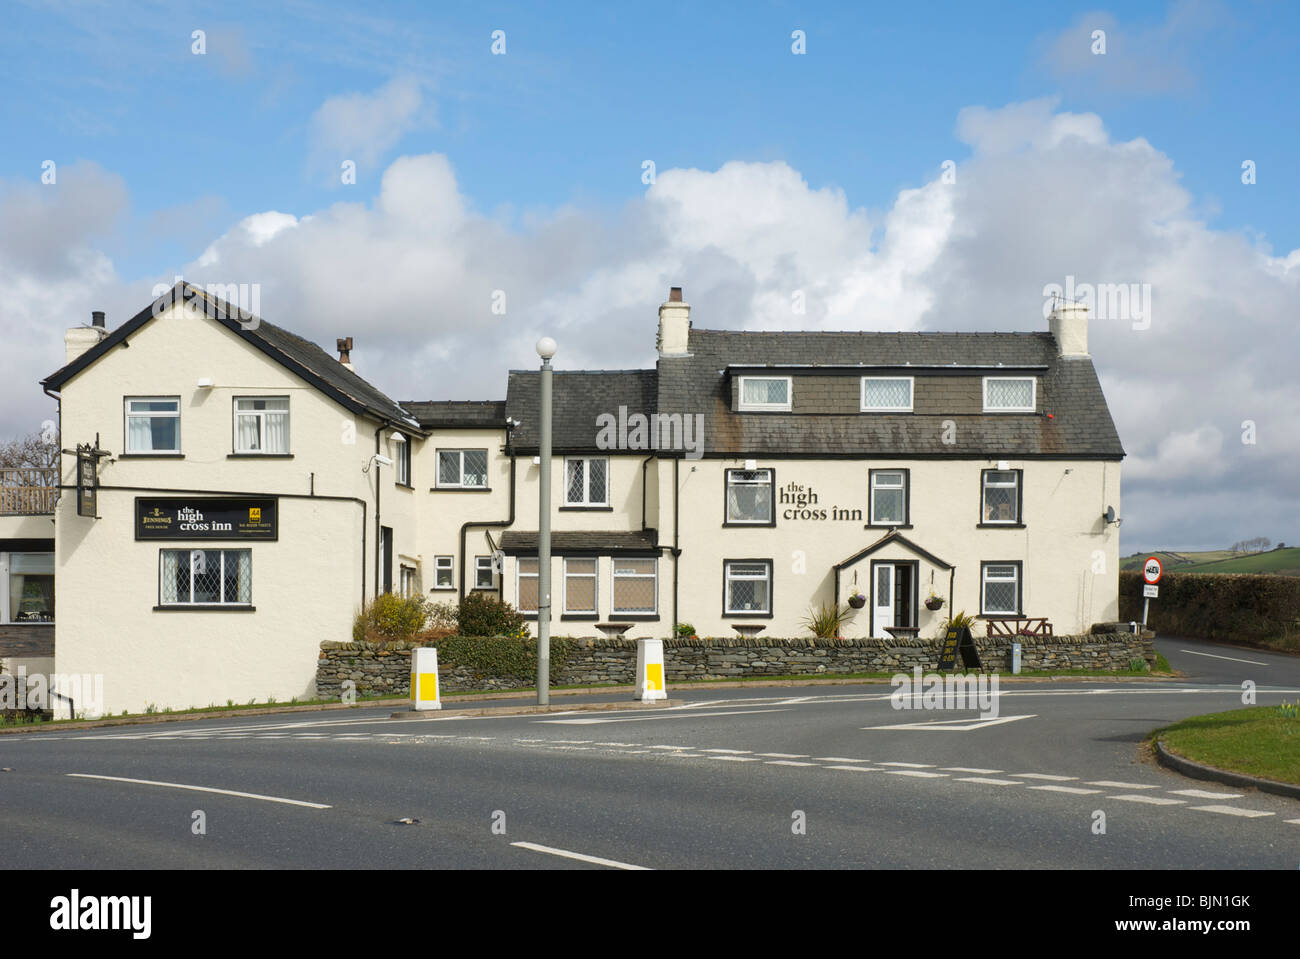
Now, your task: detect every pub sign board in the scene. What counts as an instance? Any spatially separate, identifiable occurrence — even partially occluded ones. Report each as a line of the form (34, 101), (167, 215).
(937, 625), (982, 671)
(76, 449), (97, 518)
(135, 497), (278, 541)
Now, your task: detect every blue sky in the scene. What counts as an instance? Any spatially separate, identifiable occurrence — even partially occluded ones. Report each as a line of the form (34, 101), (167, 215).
(1, 0), (1298, 553)
(3, 0), (1296, 275)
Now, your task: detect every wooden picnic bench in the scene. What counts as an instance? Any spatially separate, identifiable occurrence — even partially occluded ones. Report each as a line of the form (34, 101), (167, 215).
(984, 617), (1053, 637)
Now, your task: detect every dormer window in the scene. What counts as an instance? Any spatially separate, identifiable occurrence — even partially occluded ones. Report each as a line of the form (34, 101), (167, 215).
(738, 376), (791, 412)
(860, 377), (913, 412)
(983, 377), (1036, 412)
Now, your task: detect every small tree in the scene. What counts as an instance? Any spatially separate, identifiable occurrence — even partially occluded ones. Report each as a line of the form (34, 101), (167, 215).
(456, 592), (527, 637)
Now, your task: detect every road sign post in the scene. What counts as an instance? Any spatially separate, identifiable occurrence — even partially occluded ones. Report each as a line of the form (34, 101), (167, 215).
(1141, 557), (1163, 628)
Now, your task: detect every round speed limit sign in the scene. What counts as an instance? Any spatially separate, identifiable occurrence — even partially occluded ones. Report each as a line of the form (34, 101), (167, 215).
(1143, 556), (1163, 584)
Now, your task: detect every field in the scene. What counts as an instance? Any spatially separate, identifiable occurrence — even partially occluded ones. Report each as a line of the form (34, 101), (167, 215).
(1121, 547), (1300, 576)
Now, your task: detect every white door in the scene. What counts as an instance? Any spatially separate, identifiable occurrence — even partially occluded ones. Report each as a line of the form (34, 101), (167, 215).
(873, 563), (894, 638)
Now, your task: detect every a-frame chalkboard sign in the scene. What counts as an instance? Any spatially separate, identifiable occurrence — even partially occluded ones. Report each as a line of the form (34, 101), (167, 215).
(937, 625), (982, 671)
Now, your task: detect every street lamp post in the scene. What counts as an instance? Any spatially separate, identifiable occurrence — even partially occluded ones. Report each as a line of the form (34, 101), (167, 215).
(536, 336), (557, 706)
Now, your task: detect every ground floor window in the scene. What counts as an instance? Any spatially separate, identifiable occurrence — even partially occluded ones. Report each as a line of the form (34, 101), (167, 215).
(399, 565), (418, 597)
(611, 558), (656, 615)
(5, 552), (54, 623)
(724, 559), (772, 615)
(160, 549), (251, 606)
(564, 558), (598, 614)
(980, 562), (1021, 616)
(433, 556), (454, 590)
(475, 555), (497, 590)
(516, 558), (538, 613)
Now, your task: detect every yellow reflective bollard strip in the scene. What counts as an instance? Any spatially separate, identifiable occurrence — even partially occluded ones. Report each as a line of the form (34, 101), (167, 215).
(410, 647), (441, 711)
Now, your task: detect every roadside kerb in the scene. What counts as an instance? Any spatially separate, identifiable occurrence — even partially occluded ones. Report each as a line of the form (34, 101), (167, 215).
(1153, 739), (1300, 801)
(392, 699), (683, 720)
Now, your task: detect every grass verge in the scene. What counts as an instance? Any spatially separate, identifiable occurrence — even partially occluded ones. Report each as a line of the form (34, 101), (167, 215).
(1153, 702), (1300, 786)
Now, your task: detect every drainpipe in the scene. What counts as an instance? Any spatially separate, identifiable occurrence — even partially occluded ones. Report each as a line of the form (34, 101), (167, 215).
(672, 457), (680, 636)
(374, 425), (383, 596)
(639, 455), (654, 531)
(458, 423), (517, 601)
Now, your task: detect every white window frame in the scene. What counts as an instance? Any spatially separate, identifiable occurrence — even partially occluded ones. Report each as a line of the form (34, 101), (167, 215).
(399, 564), (418, 598)
(2, 551), (55, 624)
(860, 376), (914, 412)
(158, 549), (252, 607)
(725, 469), (774, 525)
(125, 396), (181, 454)
(563, 557), (599, 615)
(981, 469), (1021, 525)
(474, 555), (496, 590)
(437, 449), (489, 489)
(432, 556), (454, 590)
(395, 435), (411, 486)
(516, 557), (539, 613)
(981, 563), (1021, 616)
(737, 376), (793, 412)
(233, 396), (291, 455)
(982, 376), (1036, 412)
(724, 560), (772, 615)
(564, 456), (610, 507)
(611, 557), (657, 616)
(869, 470), (908, 525)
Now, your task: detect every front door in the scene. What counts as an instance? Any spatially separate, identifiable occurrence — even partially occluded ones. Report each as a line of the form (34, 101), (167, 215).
(872, 561), (916, 638)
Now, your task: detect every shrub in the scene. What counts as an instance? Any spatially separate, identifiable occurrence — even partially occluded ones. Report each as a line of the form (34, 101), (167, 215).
(426, 601), (458, 630)
(1118, 571), (1300, 651)
(353, 593), (428, 643)
(801, 602), (852, 639)
(456, 591), (527, 637)
(675, 622), (696, 638)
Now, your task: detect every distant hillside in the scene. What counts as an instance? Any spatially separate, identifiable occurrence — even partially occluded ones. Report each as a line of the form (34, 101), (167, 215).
(1121, 547), (1300, 577)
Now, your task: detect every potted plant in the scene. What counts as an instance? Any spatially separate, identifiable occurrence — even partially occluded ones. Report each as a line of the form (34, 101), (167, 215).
(924, 591), (945, 611)
(848, 589), (867, 609)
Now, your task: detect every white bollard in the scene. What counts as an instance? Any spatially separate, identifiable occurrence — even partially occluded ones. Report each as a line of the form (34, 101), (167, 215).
(635, 638), (667, 703)
(410, 647), (441, 711)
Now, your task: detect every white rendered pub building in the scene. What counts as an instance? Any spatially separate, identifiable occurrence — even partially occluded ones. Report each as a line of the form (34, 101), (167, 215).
(21, 282), (1122, 714)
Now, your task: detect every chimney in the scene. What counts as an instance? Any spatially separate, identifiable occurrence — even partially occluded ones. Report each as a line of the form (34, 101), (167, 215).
(657, 286), (691, 357)
(65, 310), (110, 363)
(1048, 299), (1089, 357)
(337, 337), (354, 370)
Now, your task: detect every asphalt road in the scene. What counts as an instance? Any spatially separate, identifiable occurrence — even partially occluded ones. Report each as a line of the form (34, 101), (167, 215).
(2, 635), (1298, 869)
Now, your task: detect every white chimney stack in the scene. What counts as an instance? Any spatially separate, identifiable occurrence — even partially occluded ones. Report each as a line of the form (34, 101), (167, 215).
(657, 286), (691, 357)
(1048, 299), (1089, 357)
(65, 310), (109, 363)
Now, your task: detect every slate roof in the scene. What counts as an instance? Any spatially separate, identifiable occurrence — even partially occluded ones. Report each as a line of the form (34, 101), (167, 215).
(499, 530), (660, 554)
(654, 329), (1125, 458)
(42, 282), (421, 430)
(402, 400), (507, 429)
(504, 370), (657, 452)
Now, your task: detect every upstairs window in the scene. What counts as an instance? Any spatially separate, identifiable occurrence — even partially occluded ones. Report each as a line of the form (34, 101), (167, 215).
(981, 469), (1021, 524)
(725, 469), (773, 525)
(983, 377), (1036, 412)
(860, 377), (913, 412)
(869, 470), (908, 525)
(738, 376), (792, 412)
(126, 397), (180, 453)
(394, 436), (411, 486)
(565, 457), (609, 506)
(437, 449), (488, 488)
(234, 397), (290, 454)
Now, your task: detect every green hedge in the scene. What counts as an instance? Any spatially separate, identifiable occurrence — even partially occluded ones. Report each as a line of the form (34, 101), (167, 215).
(1118, 571), (1300, 651)
(422, 636), (578, 684)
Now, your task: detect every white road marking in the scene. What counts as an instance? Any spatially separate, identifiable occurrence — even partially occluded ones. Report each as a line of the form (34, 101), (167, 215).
(546, 740), (592, 745)
(814, 757), (870, 763)
(67, 773), (331, 809)
(1030, 785), (1101, 795)
(1108, 794), (1186, 805)
(886, 770), (948, 778)
(1012, 773), (1077, 781)
(1169, 789), (1245, 800)
(863, 714), (1035, 732)
(707, 755), (760, 762)
(956, 777), (1022, 786)
(766, 760), (818, 767)
(1188, 805), (1274, 818)
(510, 841), (650, 871)
(1285, 819), (1300, 826)
(648, 745), (695, 750)
(943, 767), (1004, 774)
(1178, 649), (1268, 666)
(701, 748), (752, 754)
(758, 753), (810, 759)
(825, 765), (884, 773)
(878, 761), (935, 768)
(1085, 781), (1160, 789)
(537, 708), (789, 724)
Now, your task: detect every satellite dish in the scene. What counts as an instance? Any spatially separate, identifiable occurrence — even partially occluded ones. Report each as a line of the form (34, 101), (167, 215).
(1104, 506), (1116, 524)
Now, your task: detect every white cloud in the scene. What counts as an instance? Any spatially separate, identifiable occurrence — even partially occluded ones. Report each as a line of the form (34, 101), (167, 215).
(307, 76), (429, 183)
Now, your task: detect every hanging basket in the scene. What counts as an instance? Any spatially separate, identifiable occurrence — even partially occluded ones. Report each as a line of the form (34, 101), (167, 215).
(848, 594), (867, 609)
(925, 597), (945, 611)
